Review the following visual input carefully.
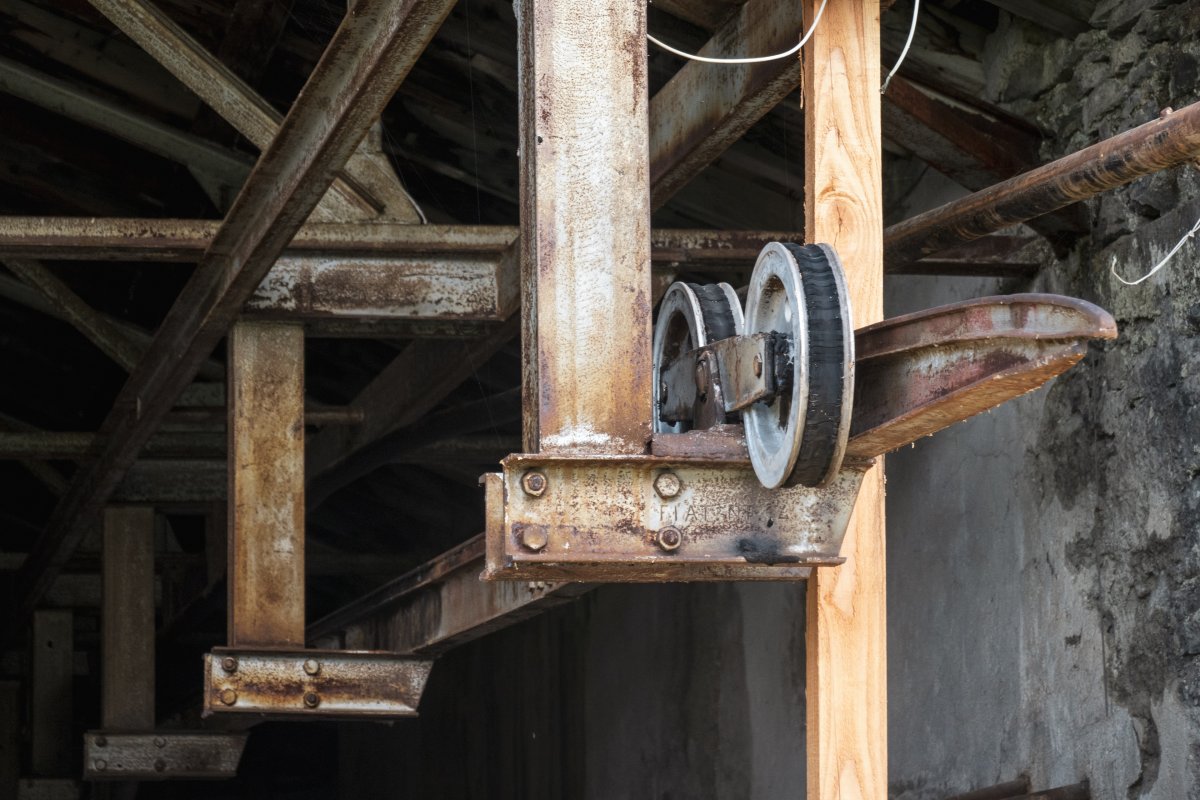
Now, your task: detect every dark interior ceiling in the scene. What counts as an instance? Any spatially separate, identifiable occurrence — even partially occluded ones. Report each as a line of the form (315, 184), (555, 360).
(0, 0), (1097, 719)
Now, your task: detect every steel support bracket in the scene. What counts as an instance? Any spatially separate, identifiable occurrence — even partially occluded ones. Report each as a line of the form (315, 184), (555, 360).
(83, 731), (247, 781)
(483, 454), (867, 582)
(202, 648), (431, 720)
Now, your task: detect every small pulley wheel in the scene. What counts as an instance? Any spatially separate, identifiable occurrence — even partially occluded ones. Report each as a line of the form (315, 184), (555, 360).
(652, 281), (744, 433)
(744, 243), (854, 488)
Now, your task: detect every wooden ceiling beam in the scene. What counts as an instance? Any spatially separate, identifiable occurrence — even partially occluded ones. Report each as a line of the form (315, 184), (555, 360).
(7, 0), (458, 638)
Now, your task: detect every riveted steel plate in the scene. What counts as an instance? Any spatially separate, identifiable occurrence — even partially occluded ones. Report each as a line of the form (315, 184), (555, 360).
(202, 648), (431, 720)
(483, 455), (866, 582)
(83, 732), (247, 780)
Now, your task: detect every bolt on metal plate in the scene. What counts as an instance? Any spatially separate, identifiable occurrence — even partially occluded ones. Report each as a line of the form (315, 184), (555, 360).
(483, 454), (866, 582)
(202, 648), (432, 720)
(83, 732), (247, 780)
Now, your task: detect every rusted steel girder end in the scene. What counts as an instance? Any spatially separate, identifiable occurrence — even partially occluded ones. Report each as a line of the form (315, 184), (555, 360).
(83, 732), (248, 781)
(201, 649), (431, 720)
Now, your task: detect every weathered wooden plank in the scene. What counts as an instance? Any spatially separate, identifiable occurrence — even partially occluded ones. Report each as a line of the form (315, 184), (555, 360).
(518, 0), (653, 454)
(102, 506), (156, 731)
(30, 610), (73, 776)
(227, 322), (305, 647)
(802, 1), (888, 799)
(9, 0), (457, 636)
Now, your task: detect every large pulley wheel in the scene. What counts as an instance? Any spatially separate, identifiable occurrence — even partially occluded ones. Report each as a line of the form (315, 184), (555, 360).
(652, 282), (744, 433)
(744, 243), (854, 489)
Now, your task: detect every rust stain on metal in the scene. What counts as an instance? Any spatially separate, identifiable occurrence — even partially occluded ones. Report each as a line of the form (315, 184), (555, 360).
(202, 648), (431, 719)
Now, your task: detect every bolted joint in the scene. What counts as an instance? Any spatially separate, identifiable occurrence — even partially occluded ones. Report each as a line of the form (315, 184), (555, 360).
(655, 526), (683, 551)
(221, 656), (239, 673)
(516, 524), (548, 552)
(303, 658), (321, 676)
(219, 688), (238, 706)
(521, 470), (547, 497)
(653, 471), (682, 499)
(303, 692), (321, 709)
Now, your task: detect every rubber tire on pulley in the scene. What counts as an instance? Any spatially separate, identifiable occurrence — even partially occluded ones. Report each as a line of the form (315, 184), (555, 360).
(652, 281), (744, 433)
(744, 243), (854, 489)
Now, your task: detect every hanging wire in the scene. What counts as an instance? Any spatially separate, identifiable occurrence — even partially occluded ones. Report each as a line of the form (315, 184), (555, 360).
(647, 0), (829, 65)
(1111, 211), (1200, 286)
(881, 0), (920, 94)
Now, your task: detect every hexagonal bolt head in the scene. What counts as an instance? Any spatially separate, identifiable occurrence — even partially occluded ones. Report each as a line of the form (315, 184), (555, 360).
(220, 656), (238, 673)
(653, 472), (682, 499)
(219, 688), (238, 706)
(94, 759), (108, 772)
(518, 525), (549, 552)
(521, 470), (547, 497)
(303, 658), (321, 676)
(655, 526), (683, 551)
(303, 692), (321, 709)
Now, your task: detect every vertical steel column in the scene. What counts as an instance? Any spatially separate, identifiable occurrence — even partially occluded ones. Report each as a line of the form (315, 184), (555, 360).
(227, 321), (306, 646)
(102, 506), (156, 731)
(517, 0), (653, 454)
(802, 1), (888, 798)
(30, 610), (73, 776)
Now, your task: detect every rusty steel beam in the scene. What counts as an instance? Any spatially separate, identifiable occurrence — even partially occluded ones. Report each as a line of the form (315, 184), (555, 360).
(518, 0), (653, 454)
(101, 506), (156, 731)
(0, 55), (252, 190)
(648, 0), (807, 209)
(87, 0), (421, 223)
(308, 534), (591, 656)
(885, 101), (1200, 271)
(8, 0), (456, 637)
(227, 322), (305, 648)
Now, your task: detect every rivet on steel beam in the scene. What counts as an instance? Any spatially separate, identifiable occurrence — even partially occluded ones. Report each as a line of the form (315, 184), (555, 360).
(655, 526), (683, 551)
(303, 692), (321, 709)
(94, 759), (108, 772)
(653, 472), (681, 499)
(521, 470), (547, 497)
(95, 736), (107, 747)
(219, 688), (238, 706)
(154, 759), (166, 773)
(221, 656), (239, 673)
(154, 736), (166, 749)
(303, 658), (321, 676)
(518, 525), (548, 552)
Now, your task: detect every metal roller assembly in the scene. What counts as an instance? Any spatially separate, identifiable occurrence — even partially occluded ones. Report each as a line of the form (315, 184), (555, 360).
(743, 243), (854, 489)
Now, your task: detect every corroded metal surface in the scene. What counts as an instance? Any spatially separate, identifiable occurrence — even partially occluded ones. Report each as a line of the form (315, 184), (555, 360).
(518, 0), (653, 455)
(885, 99), (1200, 271)
(846, 294), (1117, 458)
(484, 455), (867, 582)
(201, 648), (431, 719)
(83, 732), (247, 780)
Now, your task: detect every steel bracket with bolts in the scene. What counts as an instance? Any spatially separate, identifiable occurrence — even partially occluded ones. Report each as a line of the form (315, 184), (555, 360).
(201, 648), (431, 720)
(485, 242), (1117, 581)
(83, 732), (248, 781)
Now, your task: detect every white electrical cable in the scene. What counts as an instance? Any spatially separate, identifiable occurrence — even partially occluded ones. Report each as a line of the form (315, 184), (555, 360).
(882, 0), (920, 94)
(1111, 211), (1200, 286)
(647, 0), (828, 65)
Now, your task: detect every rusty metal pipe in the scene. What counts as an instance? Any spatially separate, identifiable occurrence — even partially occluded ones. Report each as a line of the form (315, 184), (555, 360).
(885, 101), (1200, 271)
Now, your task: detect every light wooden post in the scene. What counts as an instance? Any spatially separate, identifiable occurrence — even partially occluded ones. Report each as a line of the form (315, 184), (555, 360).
(517, 0), (653, 454)
(30, 610), (73, 776)
(227, 321), (306, 646)
(102, 506), (156, 731)
(802, 1), (888, 798)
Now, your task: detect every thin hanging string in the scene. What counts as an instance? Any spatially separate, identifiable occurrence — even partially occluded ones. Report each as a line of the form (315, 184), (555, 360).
(881, 0), (920, 94)
(1111, 211), (1200, 286)
(647, 0), (828, 65)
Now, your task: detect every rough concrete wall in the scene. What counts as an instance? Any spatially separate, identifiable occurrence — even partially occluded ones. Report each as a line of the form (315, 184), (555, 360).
(889, 2), (1200, 797)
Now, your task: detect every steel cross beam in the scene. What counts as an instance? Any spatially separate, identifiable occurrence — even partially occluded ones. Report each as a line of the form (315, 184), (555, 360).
(6, 0), (457, 638)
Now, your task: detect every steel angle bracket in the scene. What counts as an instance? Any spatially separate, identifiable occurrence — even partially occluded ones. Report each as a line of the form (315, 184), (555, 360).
(202, 648), (431, 720)
(482, 455), (868, 582)
(83, 731), (247, 781)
